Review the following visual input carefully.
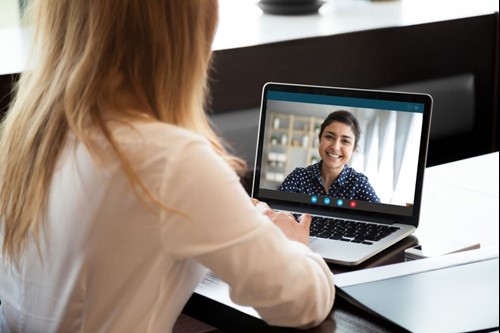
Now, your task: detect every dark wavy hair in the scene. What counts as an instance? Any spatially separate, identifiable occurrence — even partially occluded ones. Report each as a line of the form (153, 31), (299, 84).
(319, 110), (361, 150)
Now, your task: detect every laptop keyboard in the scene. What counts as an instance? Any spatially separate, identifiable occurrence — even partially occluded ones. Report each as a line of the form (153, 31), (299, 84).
(309, 216), (400, 245)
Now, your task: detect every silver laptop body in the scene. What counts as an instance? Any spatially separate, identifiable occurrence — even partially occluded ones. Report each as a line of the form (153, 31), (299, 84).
(251, 82), (433, 266)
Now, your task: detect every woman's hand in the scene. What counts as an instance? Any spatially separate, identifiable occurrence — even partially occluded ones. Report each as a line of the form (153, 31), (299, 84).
(253, 199), (311, 246)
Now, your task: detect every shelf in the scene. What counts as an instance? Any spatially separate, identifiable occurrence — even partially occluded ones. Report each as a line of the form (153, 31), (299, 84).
(262, 112), (323, 188)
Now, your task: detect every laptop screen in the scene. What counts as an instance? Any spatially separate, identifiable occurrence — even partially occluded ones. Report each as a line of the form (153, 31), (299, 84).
(252, 83), (433, 227)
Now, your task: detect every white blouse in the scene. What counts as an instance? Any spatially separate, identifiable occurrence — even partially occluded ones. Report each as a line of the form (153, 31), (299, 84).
(0, 121), (335, 332)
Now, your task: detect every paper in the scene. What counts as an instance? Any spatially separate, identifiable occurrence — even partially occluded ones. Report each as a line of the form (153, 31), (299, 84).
(194, 271), (261, 318)
(405, 233), (480, 260)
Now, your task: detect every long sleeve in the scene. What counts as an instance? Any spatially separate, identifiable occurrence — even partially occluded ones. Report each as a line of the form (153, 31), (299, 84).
(159, 139), (335, 328)
(0, 122), (334, 332)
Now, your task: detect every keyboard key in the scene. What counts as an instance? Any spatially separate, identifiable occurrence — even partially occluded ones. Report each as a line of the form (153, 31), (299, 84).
(310, 216), (400, 245)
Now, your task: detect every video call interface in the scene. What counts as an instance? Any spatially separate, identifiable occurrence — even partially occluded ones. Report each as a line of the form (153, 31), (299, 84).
(254, 89), (427, 218)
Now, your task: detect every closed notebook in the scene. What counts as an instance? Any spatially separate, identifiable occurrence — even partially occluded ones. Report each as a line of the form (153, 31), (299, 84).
(335, 250), (499, 332)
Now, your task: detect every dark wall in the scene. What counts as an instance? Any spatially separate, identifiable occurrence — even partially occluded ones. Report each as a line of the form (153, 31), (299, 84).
(0, 73), (19, 122)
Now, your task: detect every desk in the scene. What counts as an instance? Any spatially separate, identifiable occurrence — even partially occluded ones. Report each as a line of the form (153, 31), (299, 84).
(183, 152), (499, 333)
(214, 0), (499, 50)
(2, 0), (498, 73)
(417, 152), (499, 252)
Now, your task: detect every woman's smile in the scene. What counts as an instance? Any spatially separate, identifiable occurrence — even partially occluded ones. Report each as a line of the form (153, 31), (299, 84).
(325, 152), (342, 159)
(319, 122), (354, 167)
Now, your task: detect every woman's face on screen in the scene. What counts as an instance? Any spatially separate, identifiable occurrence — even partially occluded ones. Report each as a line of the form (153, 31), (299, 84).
(319, 121), (355, 172)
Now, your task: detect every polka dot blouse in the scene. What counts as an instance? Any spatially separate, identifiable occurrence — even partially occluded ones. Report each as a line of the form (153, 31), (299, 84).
(278, 161), (381, 203)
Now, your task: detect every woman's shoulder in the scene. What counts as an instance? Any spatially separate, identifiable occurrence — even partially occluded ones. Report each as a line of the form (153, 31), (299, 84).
(110, 120), (208, 151)
(283, 163), (318, 183)
(289, 164), (313, 176)
(117, 121), (204, 143)
(104, 120), (211, 166)
(344, 165), (369, 181)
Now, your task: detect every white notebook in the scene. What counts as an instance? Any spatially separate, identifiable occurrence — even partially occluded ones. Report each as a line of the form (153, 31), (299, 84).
(335, 250), (499, 333)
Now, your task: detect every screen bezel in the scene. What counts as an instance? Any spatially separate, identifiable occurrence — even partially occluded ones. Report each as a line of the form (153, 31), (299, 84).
(251, 82), (433, 227)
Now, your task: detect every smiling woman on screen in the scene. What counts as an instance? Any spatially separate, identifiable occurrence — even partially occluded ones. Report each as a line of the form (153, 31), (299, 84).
(279, 110), (380, 203)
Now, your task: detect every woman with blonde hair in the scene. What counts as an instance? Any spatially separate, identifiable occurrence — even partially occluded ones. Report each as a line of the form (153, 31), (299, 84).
(0, 1), (334, 332)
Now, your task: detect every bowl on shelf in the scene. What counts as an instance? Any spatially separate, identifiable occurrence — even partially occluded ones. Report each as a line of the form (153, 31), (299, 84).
(257, 0), (325, 15)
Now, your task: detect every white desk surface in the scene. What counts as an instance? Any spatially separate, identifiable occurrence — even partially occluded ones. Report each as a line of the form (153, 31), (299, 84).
(417, 152), (499, 252)
(1, 0), (499, 75)
(214, 0), (499, 50)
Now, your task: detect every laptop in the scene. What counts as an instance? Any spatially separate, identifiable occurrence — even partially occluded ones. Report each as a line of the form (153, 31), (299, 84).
(251, 82), (433, 266)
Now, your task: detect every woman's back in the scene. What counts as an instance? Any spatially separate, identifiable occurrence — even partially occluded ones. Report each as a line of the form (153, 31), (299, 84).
(1, 122), (213, 331)
(1, 120), (335, 332)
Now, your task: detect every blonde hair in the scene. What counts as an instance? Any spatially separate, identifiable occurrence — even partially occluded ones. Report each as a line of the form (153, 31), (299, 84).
(0, 0), (246, 262)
